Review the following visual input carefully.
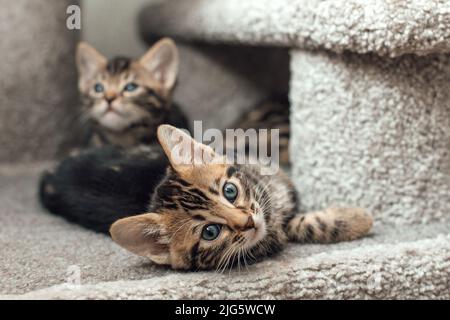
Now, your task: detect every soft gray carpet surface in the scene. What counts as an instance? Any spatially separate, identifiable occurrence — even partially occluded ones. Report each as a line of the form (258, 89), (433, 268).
(290, 50), (450, 225)
(140, 0), (450, 57)
(1, 166), (449, 299)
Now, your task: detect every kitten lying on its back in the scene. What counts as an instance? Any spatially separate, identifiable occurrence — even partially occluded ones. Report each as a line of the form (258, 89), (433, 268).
(40, 125), (373, 271)
(76, 38), (189, 147)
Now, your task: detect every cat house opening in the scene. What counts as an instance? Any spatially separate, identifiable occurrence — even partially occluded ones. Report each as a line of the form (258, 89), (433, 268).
(143, 41), (291, 167)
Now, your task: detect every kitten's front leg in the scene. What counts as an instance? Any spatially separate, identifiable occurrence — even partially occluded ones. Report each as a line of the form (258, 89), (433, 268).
(286, 207), (373, 243)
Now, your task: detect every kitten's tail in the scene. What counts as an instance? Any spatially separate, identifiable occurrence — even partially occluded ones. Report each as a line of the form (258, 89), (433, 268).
(286, 207), (373, 243)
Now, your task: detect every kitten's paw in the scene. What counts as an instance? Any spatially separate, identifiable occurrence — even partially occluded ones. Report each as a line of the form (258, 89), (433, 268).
(326, 207), (373, 241)
(287, 207), (373, 243)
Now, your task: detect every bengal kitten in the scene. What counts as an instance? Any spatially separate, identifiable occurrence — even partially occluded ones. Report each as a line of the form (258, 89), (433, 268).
(76, 38), (189, 147)
(40, 125), (373, 271)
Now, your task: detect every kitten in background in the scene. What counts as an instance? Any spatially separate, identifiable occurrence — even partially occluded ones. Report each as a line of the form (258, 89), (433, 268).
(230, 95), (290, 165)
(76, 38), (189, 147)
(76, 37), (289, 163)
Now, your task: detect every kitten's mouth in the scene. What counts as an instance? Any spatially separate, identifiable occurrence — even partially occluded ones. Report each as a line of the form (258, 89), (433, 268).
(96, 106), (134, 132)
(103, 105), (126, 118)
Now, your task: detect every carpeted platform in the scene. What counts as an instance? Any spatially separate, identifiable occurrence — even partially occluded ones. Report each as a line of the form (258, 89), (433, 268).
(140, 0), (450, 57)
(2, 0), (449, 300)
(1, 165), (449, 299)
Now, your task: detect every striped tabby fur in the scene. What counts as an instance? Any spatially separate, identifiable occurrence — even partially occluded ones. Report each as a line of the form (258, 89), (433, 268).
(76, 38), (189, 148)
(110, 125), (373, 270)
(40, 125), (373, 271)
(231, 95), (290, 165)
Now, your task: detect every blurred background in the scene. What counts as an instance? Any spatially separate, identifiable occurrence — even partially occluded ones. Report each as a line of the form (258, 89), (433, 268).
(82, 0), (151, 57)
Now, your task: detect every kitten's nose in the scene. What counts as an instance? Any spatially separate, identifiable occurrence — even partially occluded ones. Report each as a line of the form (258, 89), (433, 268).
(105, 92), (117, 104)
(241, 216), (255, 231)
(105, 96), (116, 104)
(227, 211), (255, 231)
(236, 216), (255, 231)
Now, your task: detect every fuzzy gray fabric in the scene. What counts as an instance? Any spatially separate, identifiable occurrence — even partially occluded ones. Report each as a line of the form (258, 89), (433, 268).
(1, 166), (449, 299)
(0, 0), (80, 163)
(2, 0), (450, 299)
(290, 51), (450, 225)
(140, 0), (450, 57)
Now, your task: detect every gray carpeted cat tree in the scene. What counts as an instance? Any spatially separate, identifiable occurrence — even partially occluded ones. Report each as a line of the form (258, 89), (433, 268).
(0, 0), (79, 163)
(1, 0), (449, 299)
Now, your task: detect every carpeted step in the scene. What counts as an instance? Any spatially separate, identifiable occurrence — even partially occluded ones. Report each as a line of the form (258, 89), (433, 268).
(1, 165), (449, 299)
(140, 0), (450, 57)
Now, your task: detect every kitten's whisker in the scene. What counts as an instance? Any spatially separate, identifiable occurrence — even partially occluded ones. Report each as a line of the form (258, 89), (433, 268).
(242, 246), (250, 272)
(216, 246), (231, 273)
(228, 243), (241, 274)
(254, 178), (273, 209)
(169, 218), (191, 242)
(217, 242), (239, 273)
(237, 247), (242, 274)
(221, 244), (238, 274)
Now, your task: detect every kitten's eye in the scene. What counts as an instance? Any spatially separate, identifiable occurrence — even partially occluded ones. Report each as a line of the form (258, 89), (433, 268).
(201, 224), (222, 241)
(124, 82), (139, 92)
(223, 182), (238, 203)
(94, 83), (104, 93)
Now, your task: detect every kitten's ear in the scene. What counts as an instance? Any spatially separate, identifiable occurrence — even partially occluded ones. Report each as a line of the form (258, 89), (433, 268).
(139, 38), (179, 90)
(110, 213), (171, 265)
(157, 125), (223, 172)
(76, 42), (107, 85)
